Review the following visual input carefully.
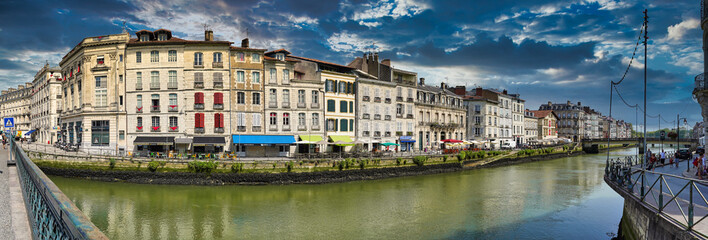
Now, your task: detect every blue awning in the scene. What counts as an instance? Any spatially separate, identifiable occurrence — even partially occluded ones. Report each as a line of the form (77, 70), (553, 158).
(400, 136), (416, 143)
(24, 130), (36, 135)
(232, 135), (295, 145)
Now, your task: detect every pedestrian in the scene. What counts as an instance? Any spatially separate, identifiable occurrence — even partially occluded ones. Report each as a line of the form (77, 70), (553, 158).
(660, 150), (666, 165)
(700, 153), (706, 180)
(675, 156), (680, 168)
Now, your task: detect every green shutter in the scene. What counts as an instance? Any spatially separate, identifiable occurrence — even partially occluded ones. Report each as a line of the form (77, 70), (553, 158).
(349, 119), (354, 132)
(327, 100), (335, 112)
(340, 100), (347, 113)
(333, 80), (338, 93)
(334, 119), (338, 131)
(349, 101), (353, 113)
(341, 119), (348, 132)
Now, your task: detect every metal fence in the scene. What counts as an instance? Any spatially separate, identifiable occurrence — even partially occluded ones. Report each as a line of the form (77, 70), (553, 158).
(10, 136), (108, 239)
(606, 156), (708, 237)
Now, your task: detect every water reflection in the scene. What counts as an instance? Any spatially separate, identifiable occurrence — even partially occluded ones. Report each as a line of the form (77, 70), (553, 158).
(52, 149), (633, 239)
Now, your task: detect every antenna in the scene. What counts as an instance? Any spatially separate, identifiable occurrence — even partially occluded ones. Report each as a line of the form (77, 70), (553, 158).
(202, 23), (211, 31)
(246, 27), (249, 39)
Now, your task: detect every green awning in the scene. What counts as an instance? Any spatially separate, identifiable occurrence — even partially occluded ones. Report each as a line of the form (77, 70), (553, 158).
(329, 135), (353, 143)
(300, 135), (323, 142)
(381, 142), (400, 146)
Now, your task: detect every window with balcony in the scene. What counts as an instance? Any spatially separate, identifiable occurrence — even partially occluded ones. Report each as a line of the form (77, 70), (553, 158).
(151, 94), (160, 112)
(168, 71), (177, 89)
(150, 50), (159, 62)
(252, 92), (260, 105)
(150, 71), (160, 89)
(194, 72), (203, 88)
(168, 94), (178, 112)
(151, 116), (160, 131)
(194, 92), (204, 109)
(137, 117), (143, 131)
(214, 92), (224, 109)
(168, 50), (177, 62)
(252, 71), (260, 84)
(169, 116), (178, 131)
(213, 72), (223, 88)
(237, 92), (245, 104)
(194, 52), (203, 66)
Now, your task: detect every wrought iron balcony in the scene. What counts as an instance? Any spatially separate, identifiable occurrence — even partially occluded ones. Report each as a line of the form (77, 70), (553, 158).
(213, 81), (223, 89)
(151, 105), (160, 112)
(194, 103), (204, 110)
(168, 105), (178, 112)
(168, 82), (178, 89)
(150, 83), (160, 90)
(396, 96), (403, 102)
(310, 102), (320, 109)
(151, 126), (161, 132)
(194, 127), (205, 133)
(213, 104), (224, 110)
(362, 96), (370, 102)
(694, 73), (707, 94)
(252, 126), (261, 132)
(311, 125), (320, 131)
(385, 98), (391, 104)
(362, 113), (370, 119)
(297, 102), (306, 108)
(168, 126), (178, 132)
(212, 62), (223, 68)
(214, 127), (225, 133)
(194, 82), (204, 89)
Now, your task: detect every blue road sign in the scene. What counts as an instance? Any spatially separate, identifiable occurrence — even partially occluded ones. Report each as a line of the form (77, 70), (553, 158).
(4, 117), (14, 128)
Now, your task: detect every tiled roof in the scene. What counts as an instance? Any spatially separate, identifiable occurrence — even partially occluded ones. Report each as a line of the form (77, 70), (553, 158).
(127, 37), (231, 46)
(528, 110), (557, 119)
(287, 55), (353, 69)
(265, 49), (291, 55)
(230, 46), (267, 51)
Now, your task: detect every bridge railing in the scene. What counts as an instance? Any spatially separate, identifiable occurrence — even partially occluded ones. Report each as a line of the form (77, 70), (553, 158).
(9, 135), (108, 239)
(606, 156), (708, 237)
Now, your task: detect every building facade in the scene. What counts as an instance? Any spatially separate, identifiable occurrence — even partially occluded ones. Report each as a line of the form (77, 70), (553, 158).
(30, 64), (62, 144)
(0, 84), (33, 137)
(528, 110), (558, 140)
(539, 101), (585, 141)
(524, 110), (539, 144)
(230, 40), (269, 157)
(416, 80), (465, 151)
(463, 95), (500, 149)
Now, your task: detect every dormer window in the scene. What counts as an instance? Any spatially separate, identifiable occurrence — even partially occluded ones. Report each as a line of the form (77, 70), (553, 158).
(158, 34), (167, 41)
(140, 34), (150, 42)
(97, 56), (105, 65)
(276, 53), (284, 61)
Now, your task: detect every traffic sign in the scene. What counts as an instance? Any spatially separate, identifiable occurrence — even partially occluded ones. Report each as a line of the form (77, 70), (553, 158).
(4, 117), (14, 128)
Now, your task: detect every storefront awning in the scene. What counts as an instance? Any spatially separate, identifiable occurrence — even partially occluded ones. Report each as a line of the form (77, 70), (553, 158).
(24, 130), (36, 135)
(299, 135), (323, 142)
(174, 138), (192, 144)
(134, 136), (175, 145)
(329, 135), (353, 143)
(400, 136), (416, 143)
(231, 135), (295, 145)
(193, 136), (226, 146)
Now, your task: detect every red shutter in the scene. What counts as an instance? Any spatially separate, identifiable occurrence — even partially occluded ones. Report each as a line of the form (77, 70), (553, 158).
(195, 113), (200, 128)
(195, 92), (204, 104)
(220, 113), (225, 128)
(214, 92), (223, 104)
(214, 113), (219, 128)
(201, 113), (205, 128)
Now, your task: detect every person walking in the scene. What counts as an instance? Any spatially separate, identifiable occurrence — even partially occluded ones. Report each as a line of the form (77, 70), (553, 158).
(660, 150), (666, 165)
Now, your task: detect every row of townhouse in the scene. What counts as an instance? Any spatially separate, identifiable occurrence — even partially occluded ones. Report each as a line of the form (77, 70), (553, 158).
(599, 116), (633, 138)
(2, 29), (466, 156)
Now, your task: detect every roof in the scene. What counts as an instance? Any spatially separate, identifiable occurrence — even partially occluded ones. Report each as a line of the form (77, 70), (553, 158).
(418, 84), (459, 97)
(263, 55), (299, 62)
(265, 49), (291, 55)
(347, 57), (364, 69)
(127, 37), (232, 46)
(287, 55), (354, 70)
(528, 110), (558, 119)
(230, 46), (267, 51)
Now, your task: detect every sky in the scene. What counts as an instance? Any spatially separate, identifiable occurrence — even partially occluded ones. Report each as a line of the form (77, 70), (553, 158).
(0, 0), (703, 131)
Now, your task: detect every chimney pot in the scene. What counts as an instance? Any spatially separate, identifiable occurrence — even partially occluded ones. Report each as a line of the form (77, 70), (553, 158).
(578, 102), (581, 106)
(241, 38), (249, 48)
(503, 89), (508, 95)
(476, 87), (483, 96)
(419, 77), (425, 86)
(205, 30), (214, 41)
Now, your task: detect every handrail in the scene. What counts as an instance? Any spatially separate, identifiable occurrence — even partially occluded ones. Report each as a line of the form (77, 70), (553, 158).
(9, 134), (108, 239)
(605, 156), (708, 237)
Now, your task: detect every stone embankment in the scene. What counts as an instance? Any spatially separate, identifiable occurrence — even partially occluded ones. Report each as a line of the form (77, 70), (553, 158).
(40, 145), (631, 185)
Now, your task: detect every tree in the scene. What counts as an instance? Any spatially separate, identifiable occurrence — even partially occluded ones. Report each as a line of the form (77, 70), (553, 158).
(668, 132), (678, 140)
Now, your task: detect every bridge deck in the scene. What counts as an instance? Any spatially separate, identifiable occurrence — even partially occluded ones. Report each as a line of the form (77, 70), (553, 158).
(0, 147), (32, 239)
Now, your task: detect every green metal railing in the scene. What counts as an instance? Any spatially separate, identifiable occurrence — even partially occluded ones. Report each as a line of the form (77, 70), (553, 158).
(9, 135), (108, 239)
(606, 156), (708, 237)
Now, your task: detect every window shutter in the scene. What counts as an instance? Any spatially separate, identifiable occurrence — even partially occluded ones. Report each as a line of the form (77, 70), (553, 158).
(195, 113), (199, 128)
(221, 114), (225, 128)
(333, 80), (338, 93)
(214, 92), (223, 104)
(195, 92), (204, 104)
(214, 113), (219, 128)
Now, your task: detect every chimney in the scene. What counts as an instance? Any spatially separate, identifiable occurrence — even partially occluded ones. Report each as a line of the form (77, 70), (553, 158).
(205, 30), (214, 41)
(548, 101), (552, 106)
(419, 77), (425, 86)
(577, 102), (581, 106)
(441, 82), (447, 89)
(567, 100), (571, 105)
(476, 87), (484, 96)
(503, 89), (508, 95)
(381, 59), (391, 66)
(374, 53), (379, 62)
(241, 38), (249, 48)
(451, 86), (466, 96)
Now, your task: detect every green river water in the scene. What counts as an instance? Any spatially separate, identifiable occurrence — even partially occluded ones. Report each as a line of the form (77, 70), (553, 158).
(50, 149), (634, 239)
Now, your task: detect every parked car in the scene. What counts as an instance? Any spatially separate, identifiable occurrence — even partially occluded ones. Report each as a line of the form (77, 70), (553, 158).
(675, 148), (692, 159)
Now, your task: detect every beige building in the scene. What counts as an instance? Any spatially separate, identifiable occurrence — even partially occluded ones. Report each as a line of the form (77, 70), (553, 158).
(416, 79), (465, 151)
(539, 101), (585, 141)
(59, 32), (129, 154)
(524, 110), (539, 144)
(0, 83), (33, 137)
(528, 110), (558, 140)
(30, 64), (63, 144)
(463, 95), (500, 148)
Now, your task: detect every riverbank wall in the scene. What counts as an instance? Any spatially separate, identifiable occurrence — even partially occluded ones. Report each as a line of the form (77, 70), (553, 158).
(605, 177), (702, 240)
(41, 145), (631, 185)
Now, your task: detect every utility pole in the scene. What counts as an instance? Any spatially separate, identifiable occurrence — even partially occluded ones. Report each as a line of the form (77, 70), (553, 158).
(642, 9), (648, 166)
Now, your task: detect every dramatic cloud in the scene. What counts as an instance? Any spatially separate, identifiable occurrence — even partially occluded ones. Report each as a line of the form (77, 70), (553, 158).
(0, 0), (703, 130)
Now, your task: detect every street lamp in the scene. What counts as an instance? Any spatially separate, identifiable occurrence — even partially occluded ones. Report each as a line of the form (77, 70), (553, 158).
(677, 114), (689, 172)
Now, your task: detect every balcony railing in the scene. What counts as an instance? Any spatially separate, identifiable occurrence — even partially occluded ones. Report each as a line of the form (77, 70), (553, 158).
(374, 97), (381, 103)
(194, 82), (204, 89)
(396, 131), (402, 136)
(363, 131), (370, 137)
(362, 96), (370, 102)
(194, 127), (205, 133)
(407, 97), (414, 102)
(151, 106), (160, 112)
(150, 83), (160, 90)
(298, 125), (307, 131)
(374, 131), (381, 137)
(396, 96), (403, 101)
(136, 126), (143, 132)
(384, 98), (391, 104)
(396, 113), (403, 118)
(374, 114), (381, 120)
(311, 102), (320, 109)
(213, 81), (223, 89)
(194, 103), (204, 110)
(311, 125), (320, 131)
(213, 104), (224, 110)
(269, 125), (277, 131)
(384, 132), (391, 137)
(212, 62), (223, 68)
(136, 106), (143, 113)
(694, 73), (706, 93)
(297, 102), (306, 108)
(168, 105), (178, 112)
(252, 126), (261, 132)
(168, 126), (178, 132)
(214, 127), (224, 133)
(151, 126), (160, 132)
(384, 115), (391, 121)
(282, 102), (290, 108)
(269, 102), (277, 108)
(167, 82), (178, 89)
(135, 84), (143, 90)
(406, 114), (414, 119)
(362, 114), (370, 119)
(282, 125), (291, 131)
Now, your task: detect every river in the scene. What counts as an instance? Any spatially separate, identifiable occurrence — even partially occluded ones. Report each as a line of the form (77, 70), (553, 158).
(50, 148), (637, 239)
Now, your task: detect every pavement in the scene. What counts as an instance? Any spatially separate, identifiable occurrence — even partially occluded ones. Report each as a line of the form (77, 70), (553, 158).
(0, 147), (32, 240)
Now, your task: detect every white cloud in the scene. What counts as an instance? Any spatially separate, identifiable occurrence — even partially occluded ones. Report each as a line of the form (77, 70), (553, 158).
(583, 0), (634, 10)
(666, 18), (699, 42)
(342, 0), (429, 27)
(326, 32), (390, 53)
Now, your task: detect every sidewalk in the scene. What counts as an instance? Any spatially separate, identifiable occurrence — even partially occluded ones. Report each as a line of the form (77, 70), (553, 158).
(0, 147), (33, 240)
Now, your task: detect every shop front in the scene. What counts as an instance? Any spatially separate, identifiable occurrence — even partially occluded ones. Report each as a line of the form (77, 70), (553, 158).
(231, 135), (295, 157)
(193, 136), (226, 154)
(328, 135), (354, 153)
(399, 136), (416, 152)
(133, 136), (175, 158)
(298, 135), (323, 154)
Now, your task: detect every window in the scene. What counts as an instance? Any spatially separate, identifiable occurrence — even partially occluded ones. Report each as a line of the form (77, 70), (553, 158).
(338, 81), (346, 93)
(136, 95), (142, 108)
(213, 52), (222, 63)
(150, 50), (159, 62)
(169, 94), (177, 106)
(276, 53), (284, 61)
(168, 71), (177, 89)
(140, 34), (149, 42)
(269, 68), (277, 83)
(194, 52), (203, 66)
(282, 90), (289, 104)
(194, 92), (204, 108)
(327, 119), (336, 131)
(252, 53), (260, 62)
(340, 119), (348, 131)
(236, 112), (246, 127)
(119, 95), (123, 105)
(195, 113), (204, 128)
(340, 101), (347, 113)
(327, 100), (335, 112)
(168, 50), (177, 62)
(253, 92), (260, 105)
(214, 92), (223, 106)
(298, 113), (306, 126)
(91, 120), (109, 146)
(350, 119), (354, 132)
(349, 101), (353, 113)
(282, 69), (290, 84)
(397, 104), (403, 114)
(137, 117), (142, 127)
(237, 92), (245, 104)
(152, 116), (160, 127)
(169, 117), (178, 127)
(136, 72), (142, 89)
(97, 55), (104, 65)
(238, 52), (245, 61)
(119, 75), (123, 82)
(136, 52), (142, 63)
(325, 80), (334, 92)
(94, 76), (107, 107)
(151, 94), (160, 108)
(270, 113), (277, 125)
(312, 113), (319, 126)
(119, 54), (123, 62)
(298, 90), (305, 104)
(252, 71), (260, 84)
(194, 72), (203, 88)
(252, 113), (262, 126)
(312, 91), (318, 104)
(269, 89), (277, 105)
(237, 71), (245, 82)
(215, 113), (224, 128)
